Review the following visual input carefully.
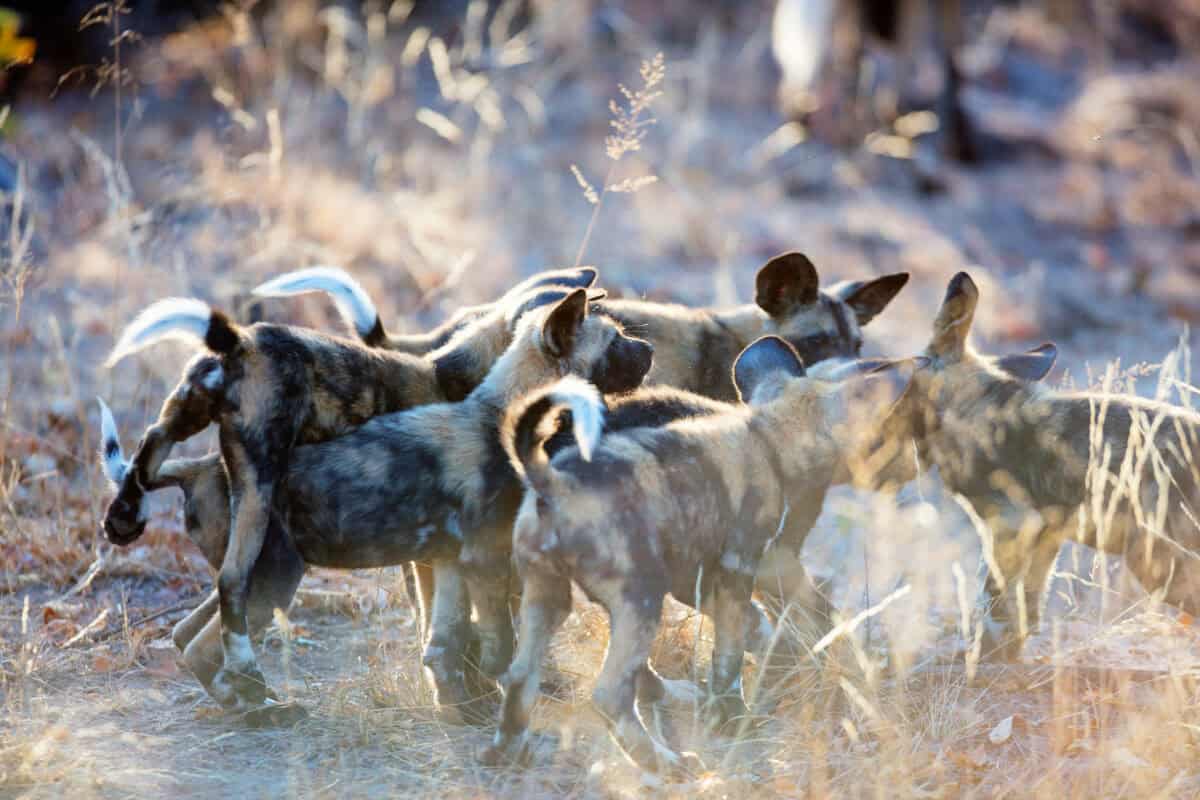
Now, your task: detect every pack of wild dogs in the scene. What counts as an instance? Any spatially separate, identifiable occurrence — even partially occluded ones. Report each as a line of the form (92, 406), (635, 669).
(97, 255), (1200, 774)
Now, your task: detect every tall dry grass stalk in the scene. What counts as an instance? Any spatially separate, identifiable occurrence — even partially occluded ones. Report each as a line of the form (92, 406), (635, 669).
(571, 52), (664, 266)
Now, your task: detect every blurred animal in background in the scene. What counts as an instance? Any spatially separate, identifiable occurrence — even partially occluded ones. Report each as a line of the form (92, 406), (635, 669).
(871, 272), (1200, 662)
(772, 0), (976, 161)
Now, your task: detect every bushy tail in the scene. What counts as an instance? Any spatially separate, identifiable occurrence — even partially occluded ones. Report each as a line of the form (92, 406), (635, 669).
(251, 266), (383, 346)
(504, 377), (603, 495)
(97, 397), (129, 485)
(105, 298), (240, 367)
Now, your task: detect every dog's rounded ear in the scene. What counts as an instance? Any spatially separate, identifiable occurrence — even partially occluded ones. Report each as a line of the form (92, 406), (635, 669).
(755, 252), (819, 318)
(831, 272), (909, 326)
(929, 272), (979, 358)
(995, 343), (1057, 382)
(733, 335), (806, 402)
(542, 288), (590, 357)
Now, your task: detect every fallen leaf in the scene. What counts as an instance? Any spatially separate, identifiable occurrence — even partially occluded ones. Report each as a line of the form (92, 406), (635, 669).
(989, 715), (1014, 744)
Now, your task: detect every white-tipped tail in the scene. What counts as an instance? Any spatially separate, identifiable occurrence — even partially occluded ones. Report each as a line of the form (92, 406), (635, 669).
(105, 298), (213, 367)
(550, 376), (603, 462)
(251, 266), (379, 338)
(97, 397), (128, 484)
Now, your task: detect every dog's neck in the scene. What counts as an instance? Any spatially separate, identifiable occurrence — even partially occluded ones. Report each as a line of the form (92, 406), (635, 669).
(467, 346), (562, 422)
(751, 395), (838, 483)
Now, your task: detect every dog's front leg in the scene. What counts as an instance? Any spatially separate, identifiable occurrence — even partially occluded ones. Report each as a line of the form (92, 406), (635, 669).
(104, 357), (221, 545)
(481, 570), (572, 767)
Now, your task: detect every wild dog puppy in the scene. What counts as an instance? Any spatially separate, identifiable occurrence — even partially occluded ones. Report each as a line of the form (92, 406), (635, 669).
(591, 251), (905, 634)
(102, 289), (653, 717)
(871, 272), (1200, 660)
(487, 338), (910, 773)
(525, 252), (905, 635)
(253, 264), (599, 355)
(98, 401), (302, 671)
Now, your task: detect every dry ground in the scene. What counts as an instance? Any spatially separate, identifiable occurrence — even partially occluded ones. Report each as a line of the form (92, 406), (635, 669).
(3, 2), (1200, 797)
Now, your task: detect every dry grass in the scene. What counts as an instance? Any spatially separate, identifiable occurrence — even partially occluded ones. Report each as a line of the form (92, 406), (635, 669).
(3, 2), (1200, 797)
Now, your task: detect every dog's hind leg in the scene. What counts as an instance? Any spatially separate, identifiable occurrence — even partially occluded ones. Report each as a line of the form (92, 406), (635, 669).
(174, 591), (219, 654)
(481, 571), (572, 767)
(706, 569), (757, 730)
(210, 437), (292, 708)
(587, 578), (682, 775)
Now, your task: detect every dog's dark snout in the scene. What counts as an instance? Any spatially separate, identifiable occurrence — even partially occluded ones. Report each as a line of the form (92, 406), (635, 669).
(103, 499), (146, 546)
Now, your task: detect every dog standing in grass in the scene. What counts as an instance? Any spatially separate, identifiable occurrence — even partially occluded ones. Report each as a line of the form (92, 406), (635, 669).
(871, 272), (1200, 660)
(486, 337), (913, 773)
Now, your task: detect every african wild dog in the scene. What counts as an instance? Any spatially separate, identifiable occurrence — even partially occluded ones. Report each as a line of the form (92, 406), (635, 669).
(870, 272), (1200, 660)
(101, 288), (653, 719)
(486, 337), (913, 773)
(598, 252), (907, 401)
(541, 252), (908, 635)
